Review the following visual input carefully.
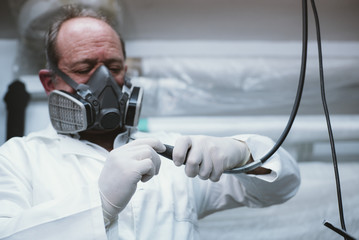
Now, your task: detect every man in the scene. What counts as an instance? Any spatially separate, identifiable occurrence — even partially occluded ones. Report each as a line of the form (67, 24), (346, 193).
(0, 5), (300, 240)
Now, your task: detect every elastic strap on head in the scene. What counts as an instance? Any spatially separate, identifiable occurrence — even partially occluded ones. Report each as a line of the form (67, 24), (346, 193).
(48, 61), (93, 99)
(48, 61), (79, 90)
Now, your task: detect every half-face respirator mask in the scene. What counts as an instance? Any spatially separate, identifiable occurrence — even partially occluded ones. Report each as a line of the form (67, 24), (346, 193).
(48, 65), (143, 134)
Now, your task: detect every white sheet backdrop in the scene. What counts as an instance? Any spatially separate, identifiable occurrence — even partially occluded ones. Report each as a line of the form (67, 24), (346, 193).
(199, 161), (359, 240)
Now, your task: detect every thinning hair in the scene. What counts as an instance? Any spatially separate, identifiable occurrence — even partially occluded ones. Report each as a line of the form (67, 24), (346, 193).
(45, 4), (126, 70)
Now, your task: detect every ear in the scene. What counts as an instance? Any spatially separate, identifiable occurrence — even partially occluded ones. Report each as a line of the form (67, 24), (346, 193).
(39, 69), (54, 95)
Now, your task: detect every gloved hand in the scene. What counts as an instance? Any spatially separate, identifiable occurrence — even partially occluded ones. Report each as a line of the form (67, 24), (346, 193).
(172, 136), (251, 182)
(98, 138), (166, 226)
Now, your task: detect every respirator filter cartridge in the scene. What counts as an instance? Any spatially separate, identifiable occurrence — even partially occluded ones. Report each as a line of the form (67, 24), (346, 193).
(48, 90), (90, 133)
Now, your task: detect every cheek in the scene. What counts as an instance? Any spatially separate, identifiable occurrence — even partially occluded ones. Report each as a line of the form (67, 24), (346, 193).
(54, 78), (76, 93)
(114, 72), (125, 87)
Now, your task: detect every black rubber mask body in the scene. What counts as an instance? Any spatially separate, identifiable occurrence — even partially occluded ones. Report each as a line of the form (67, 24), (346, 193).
(48, 65), (142, 134)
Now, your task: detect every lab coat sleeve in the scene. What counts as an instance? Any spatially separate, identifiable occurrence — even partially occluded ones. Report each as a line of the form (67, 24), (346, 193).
(0, 138), (107, 240)
(194, 134), (301, 219)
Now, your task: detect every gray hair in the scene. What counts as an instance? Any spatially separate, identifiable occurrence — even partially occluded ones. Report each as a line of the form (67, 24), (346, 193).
(45, 4), (126, 70)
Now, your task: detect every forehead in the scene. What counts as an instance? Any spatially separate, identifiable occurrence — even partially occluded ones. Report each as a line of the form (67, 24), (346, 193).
(56, 17), (124, 61)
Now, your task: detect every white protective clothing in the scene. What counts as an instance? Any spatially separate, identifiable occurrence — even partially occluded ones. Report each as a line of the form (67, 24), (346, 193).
(0, 125), (300, 240)
(98, 138), (166, 225)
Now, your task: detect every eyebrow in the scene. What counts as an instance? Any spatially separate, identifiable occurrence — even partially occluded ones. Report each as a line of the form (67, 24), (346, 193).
(104, 58), (124, 65)
(71, 58), (98, 67)
(72, 57), (124, 66)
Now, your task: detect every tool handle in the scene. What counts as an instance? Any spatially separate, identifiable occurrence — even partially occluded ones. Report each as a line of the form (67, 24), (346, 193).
(159, 144), (174, 160)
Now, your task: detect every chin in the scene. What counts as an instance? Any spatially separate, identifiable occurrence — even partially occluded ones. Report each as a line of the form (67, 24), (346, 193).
(80, 125), (125, 135)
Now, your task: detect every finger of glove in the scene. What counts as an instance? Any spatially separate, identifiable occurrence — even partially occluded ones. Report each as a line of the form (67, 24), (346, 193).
(208, 146), (225, 182)
(198, 147), (213, 180)
(184, 141), (204, 178)
(173, 136), (192, 166)
(106, 144), (161, 177)
(209, 162), (222, 182)
(137, 158), (157, 182)
(135, 145), (162, 175)
(126, 138), (166, 153)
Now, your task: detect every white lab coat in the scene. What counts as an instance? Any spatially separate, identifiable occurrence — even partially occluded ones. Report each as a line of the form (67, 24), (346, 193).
(0, 125), (300, 240)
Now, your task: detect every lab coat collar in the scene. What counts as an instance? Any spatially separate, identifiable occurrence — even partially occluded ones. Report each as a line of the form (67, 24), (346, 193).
(58, 127), (136, 159)
(27, 125), (104, 158)
(113, 127), (137, 148)
(57, 134), (108, 160)
(61, 128), (137, 159)
(27, 124), (60, 141)
(28, 125), (134, 160)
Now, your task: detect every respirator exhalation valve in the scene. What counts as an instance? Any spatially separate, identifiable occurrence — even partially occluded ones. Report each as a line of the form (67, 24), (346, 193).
(100, 108), (122, 129)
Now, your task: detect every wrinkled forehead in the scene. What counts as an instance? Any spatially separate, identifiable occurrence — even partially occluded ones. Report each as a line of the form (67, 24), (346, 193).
(56, 17), (123, 58)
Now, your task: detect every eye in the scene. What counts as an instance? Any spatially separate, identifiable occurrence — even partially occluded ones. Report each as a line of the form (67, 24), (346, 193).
(108, 66), (123, 74)
(72, 63), (94, 75)
(110, 68), (121, 74)
(75, 68), (91, 75)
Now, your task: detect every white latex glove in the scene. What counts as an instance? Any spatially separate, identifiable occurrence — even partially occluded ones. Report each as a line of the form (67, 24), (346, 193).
(98, 138), (166, 226)
(172, 135), (251, 182)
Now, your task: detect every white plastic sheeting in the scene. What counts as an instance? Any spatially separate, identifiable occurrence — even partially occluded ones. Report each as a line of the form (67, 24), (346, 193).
(129, 56), (359, 163)
(132, 56), (359, 117)
(199, 161), (359, 240)
(139, 115), (359, 143)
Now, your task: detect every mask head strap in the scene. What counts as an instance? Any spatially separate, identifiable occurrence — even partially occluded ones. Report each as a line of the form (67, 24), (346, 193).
(48, 61), (79, 89)
(48, 61), (92, 99)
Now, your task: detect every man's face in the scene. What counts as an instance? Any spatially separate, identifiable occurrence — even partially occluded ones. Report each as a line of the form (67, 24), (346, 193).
(54, 17), (126, 93)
